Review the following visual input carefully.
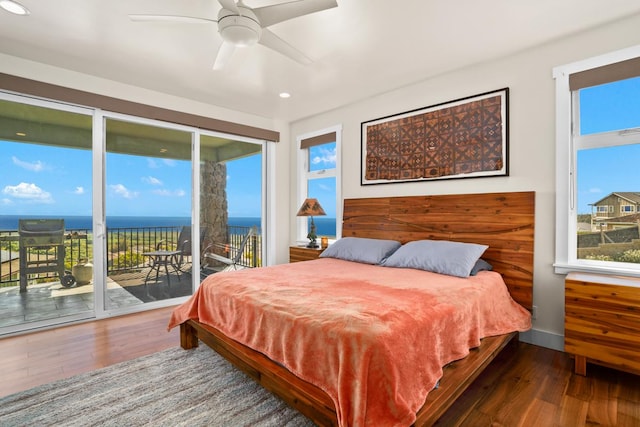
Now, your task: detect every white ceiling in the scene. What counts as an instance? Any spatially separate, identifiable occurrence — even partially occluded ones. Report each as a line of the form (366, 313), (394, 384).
(1, 0), (640, 123)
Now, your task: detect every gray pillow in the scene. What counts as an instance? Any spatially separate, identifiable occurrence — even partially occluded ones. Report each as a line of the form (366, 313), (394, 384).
(381, 239), (489, 278)
(319, 237), (401, 264)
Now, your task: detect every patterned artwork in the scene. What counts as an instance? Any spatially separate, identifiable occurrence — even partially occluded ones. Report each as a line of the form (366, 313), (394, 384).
(361, 88), (508, 185)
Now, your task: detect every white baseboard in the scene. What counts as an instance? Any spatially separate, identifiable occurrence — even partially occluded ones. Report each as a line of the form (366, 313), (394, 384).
(519, 328), (564, 352)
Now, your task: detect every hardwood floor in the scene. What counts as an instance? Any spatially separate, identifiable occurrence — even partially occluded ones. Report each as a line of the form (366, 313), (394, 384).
(0, 310), (638, 426)
(436, 340), (640, 426)
(0, 306), (179, 398)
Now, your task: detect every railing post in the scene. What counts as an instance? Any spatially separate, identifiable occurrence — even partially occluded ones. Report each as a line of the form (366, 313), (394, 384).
(252, 235), (258, 268)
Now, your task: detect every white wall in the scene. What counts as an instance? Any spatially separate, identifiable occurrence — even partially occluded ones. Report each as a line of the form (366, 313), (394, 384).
(289, 13), (640, 351)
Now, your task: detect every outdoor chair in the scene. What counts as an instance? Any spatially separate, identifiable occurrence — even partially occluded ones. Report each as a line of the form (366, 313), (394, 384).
(202, 226), (256, 274)
(155, 226), (201, 273)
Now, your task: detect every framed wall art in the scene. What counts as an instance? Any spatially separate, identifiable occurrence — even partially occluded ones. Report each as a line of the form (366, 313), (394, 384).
(361, 88), (509, 185)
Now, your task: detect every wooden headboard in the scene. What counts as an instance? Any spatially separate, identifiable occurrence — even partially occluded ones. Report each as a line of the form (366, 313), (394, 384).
(342, 191), (535, 309)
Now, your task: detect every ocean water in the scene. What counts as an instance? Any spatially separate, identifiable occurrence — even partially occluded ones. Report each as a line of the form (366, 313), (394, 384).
(0, 215), (337, 236)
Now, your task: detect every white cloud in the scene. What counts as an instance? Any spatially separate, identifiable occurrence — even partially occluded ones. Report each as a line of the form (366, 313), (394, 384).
(74, 186), (85, 195)
(142, 176), (163, 186)
(588, 187), (602, 194)
(12, 156), (46, 172)
(1, 198), (13, 205)
(152, 189), (186, 197)
(2, 182), (53, 203)
(109, 184), (139, 199)
(147, 158), (175, 168)
(310, 146), (337, 167)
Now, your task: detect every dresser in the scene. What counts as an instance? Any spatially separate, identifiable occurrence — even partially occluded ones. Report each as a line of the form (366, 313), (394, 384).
(564, 272), (640, 376)
(289, 246), (324, 263)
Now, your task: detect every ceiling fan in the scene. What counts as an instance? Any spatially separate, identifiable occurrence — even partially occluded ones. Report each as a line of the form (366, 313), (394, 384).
(129, 0), (338, 70)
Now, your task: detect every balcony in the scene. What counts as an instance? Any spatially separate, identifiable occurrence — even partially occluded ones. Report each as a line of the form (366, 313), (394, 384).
(0, 224), (261, 330)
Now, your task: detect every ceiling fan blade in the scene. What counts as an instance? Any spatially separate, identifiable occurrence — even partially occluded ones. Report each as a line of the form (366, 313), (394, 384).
(213, 41), (236, 70)
(253, 0), (337, 28)
(218, 0), (240, 14)
(129, 14), (216, 24)
(259, 28), (312, 65)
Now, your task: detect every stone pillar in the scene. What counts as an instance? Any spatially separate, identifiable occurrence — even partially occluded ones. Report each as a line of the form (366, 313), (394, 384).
(200, 161), (228, 258)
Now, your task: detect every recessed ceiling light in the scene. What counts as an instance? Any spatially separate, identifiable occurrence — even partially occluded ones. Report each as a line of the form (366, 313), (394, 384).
(15, 132), (26, 136)
(279, 92), (291, 99)
(0, 0), (30, 15)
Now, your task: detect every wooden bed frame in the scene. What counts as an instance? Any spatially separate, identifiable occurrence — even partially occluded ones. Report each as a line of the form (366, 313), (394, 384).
(179, 191), (535, 426)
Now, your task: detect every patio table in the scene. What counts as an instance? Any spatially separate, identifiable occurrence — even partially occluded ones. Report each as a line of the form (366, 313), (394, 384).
(142, 250), (182, 287)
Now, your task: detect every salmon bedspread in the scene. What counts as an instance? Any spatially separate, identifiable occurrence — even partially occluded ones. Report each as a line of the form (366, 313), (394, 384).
(168, 258), (531, 426)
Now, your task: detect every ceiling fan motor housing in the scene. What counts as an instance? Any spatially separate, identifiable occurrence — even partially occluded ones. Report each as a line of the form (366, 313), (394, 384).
(218, 7), (262, 46)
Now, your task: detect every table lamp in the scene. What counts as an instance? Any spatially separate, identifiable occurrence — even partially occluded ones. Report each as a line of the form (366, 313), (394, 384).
(296, 198), (326, 248)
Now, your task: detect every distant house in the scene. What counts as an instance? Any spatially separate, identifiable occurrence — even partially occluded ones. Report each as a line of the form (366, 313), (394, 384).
(590, 192), (640, 231)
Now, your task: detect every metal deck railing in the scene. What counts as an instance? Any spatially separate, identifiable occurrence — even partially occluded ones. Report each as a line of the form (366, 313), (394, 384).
(0, 225), (261, 289)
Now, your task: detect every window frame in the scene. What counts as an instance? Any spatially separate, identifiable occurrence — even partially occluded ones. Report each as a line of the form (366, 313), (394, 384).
(296, 125), (342, 244)
(554, 44), (640, 275)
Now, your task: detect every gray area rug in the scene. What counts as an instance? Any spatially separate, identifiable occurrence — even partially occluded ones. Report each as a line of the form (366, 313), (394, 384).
(0, 345), (316, 427)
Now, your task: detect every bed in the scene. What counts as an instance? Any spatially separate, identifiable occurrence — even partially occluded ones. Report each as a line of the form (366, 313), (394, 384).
(169, 191), (535, 426)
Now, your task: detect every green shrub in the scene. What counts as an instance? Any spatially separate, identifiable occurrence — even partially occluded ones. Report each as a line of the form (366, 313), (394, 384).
(113, 251), (144, 269)
(584, 254), (613, 261)
(617, 249), (640, 263)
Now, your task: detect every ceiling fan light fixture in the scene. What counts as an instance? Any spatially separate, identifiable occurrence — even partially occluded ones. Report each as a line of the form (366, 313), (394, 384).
(220, 23), (260, 46)
(218, 10), (262, 47)
(0, 0), (30, 15)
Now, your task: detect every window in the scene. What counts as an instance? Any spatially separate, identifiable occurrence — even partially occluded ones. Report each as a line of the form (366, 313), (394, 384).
(554, 46), (640, 274)
(296, 126), (342, 242)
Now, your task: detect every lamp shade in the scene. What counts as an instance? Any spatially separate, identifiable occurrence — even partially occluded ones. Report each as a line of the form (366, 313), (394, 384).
(296, 198), (326, 217)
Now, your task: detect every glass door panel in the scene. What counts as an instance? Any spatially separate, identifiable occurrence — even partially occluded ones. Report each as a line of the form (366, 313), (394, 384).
(104, 117), (193, 309)
(200, 134), (263, 277)
(0, 96), (94, 333)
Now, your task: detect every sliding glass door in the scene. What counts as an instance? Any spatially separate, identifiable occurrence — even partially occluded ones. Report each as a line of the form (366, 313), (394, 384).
(0, 94), (95, 333)
(104, 117), (193, 310)
(199, 133), (264, 276)
(0, 92), (267, 335)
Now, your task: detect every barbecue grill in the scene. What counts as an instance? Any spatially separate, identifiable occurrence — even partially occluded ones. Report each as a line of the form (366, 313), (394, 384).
(18, 219), (75, 292)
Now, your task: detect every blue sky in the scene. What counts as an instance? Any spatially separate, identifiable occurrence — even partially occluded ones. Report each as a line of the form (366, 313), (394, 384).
(1, 137), (338, 219)
(0, 140), (265, 218)
(1, 141), (93, 216)
(577, 76), (640, 213)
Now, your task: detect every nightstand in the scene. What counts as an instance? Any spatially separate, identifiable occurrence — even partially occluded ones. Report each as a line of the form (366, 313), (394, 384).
(289, 246), (324, 262)
(565, 272), (640, 376)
